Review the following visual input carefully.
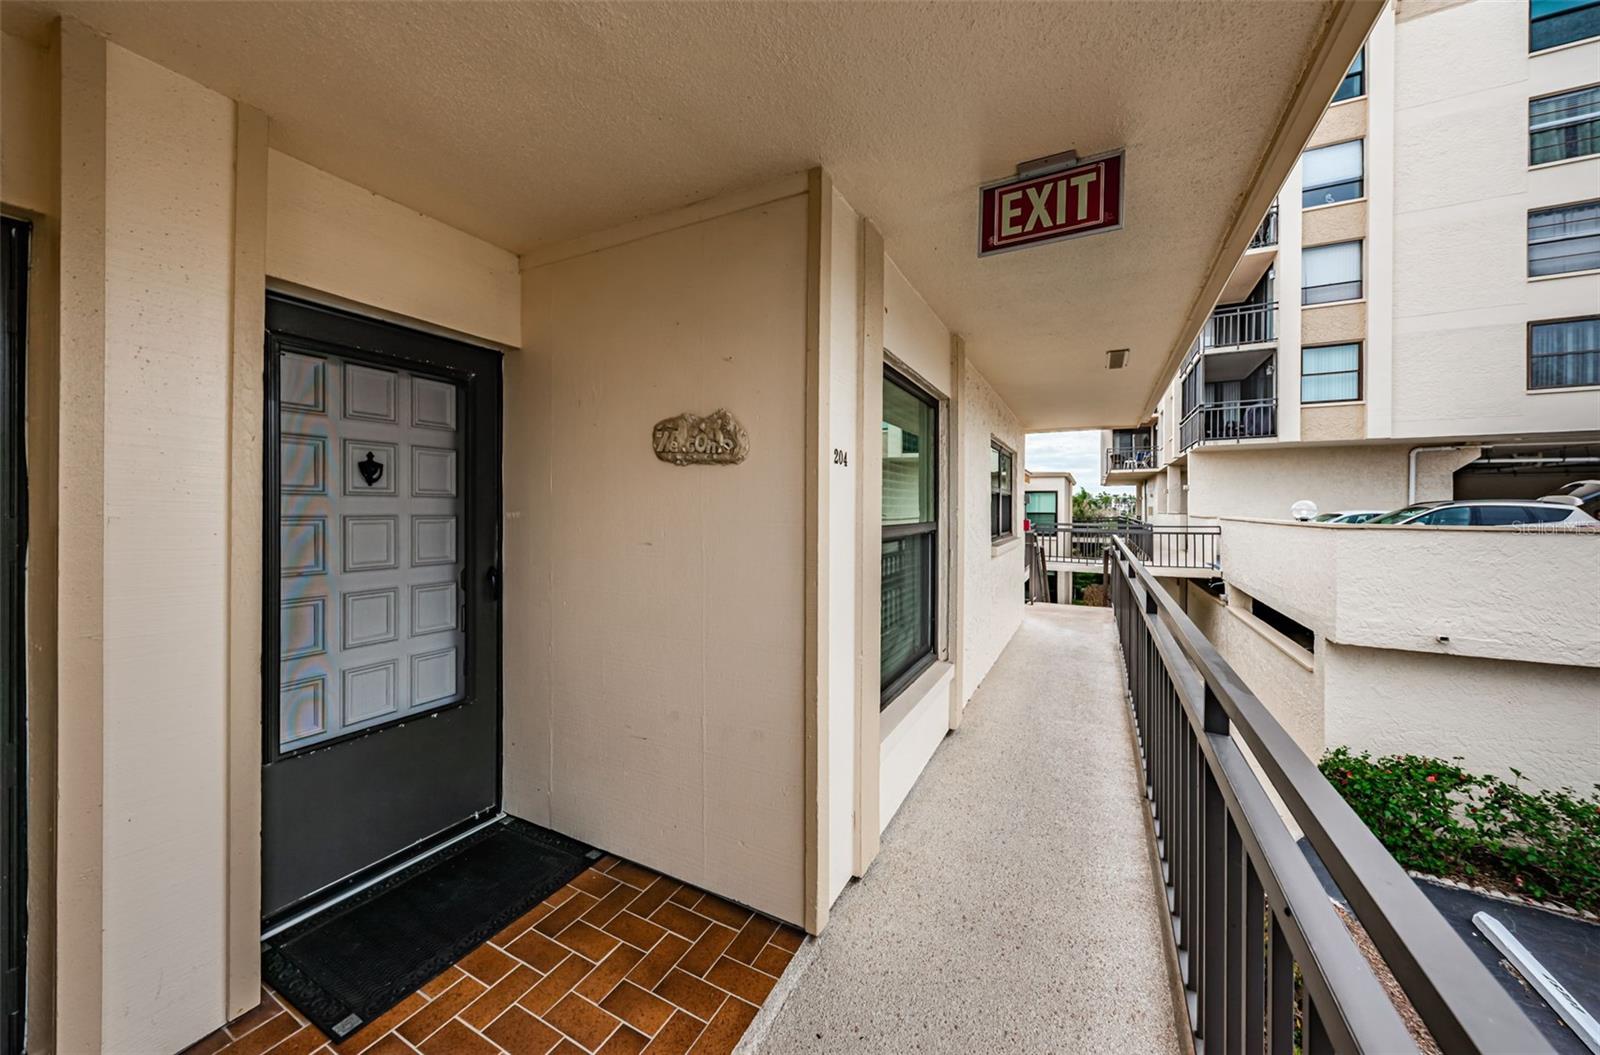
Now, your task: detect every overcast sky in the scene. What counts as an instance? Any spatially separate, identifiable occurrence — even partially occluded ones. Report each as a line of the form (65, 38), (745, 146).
(1025, 431), (1133, 495)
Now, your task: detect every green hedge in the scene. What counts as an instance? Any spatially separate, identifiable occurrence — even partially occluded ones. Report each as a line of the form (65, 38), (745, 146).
(1319, 747), (1600, 913)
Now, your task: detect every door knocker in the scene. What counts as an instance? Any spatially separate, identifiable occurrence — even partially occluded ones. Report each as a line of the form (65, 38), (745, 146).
(357, 451), (385, 487)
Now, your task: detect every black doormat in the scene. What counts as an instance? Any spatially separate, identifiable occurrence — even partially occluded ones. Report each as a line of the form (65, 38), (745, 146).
(262, 816), (596, 1041)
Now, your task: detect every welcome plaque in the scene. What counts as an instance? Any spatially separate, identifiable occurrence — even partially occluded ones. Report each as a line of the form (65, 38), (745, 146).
(652, 409), (750, 466)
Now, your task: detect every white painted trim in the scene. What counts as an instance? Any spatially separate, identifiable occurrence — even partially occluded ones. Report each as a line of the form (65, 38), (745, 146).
(880, 660), (951, 743)
(1528, 153), (1600, 173)
(1527, 268), (1600, 282)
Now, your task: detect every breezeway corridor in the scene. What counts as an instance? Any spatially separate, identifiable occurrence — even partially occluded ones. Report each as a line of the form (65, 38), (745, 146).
(757, 606), (1180, 1053)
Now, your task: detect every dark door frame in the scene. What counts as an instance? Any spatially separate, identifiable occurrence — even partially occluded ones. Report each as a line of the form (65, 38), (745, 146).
(260, 294), (504, 924)
(2, 216), (31, 1055)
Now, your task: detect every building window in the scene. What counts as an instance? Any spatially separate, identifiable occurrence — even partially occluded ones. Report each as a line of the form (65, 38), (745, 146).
(1301, 342), (1362, 403)
(1530, 0), (1600, 52)
(1332, 47), (1365, 102)
(1301, 140), (1363, 208)
(1024, 490), (1058, 533)
(1530, 85), (1600, 165)
(1529, 316), (1600, 389)
(1302, 240), (1363, 305)
(882, 366), (938, 705)
(1528, 200), (1600, 276)
(990, 441), (1015, 540)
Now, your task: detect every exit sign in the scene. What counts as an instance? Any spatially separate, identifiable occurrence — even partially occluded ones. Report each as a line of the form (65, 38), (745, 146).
(979, 151), (1124, 256)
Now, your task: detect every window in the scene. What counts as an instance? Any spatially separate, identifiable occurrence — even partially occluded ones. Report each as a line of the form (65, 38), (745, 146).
(1528, 201), (1600, 276)
(1302, 241), (1363, 304)
(1529, 316), (1600, 389)
(1474, 505), (1572, 525)
(1301, 140), (1364, 207)
(1024, 490), (1058, 533)
(1301, 342), (1361, 403)
(1332, 47), (1364, 102)
(881, 366), (938, 704)
(1531, 0), (1600, 51)
(1530, 85), (1600, 164)
(1414, 506), (1472, 526)
(990, 441), (1015, 540)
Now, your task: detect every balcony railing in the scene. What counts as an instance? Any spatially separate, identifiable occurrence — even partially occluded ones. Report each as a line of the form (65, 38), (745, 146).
(1179, 397), (1276, 452)
(1031, 523), (1220, 570)
(1106, 447), (1159, 473)
(1200, 300), (1276, 350)
(1248, 202), (1279, 249)
(1104, 537), (1548, 1054)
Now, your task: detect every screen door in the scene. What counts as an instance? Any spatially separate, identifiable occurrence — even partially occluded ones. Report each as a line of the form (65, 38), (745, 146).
(261, 296), (502, 921)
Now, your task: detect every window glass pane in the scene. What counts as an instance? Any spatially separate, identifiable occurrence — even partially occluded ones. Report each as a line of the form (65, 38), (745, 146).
(880, 533), (934, 687)
(1530, 86), (1600, 164)
(1419, 507), (1472, 526)
(1531, 0), (1600, 50)
(990, 444), (1014, 538)
(1302, 241), (1362, 303)
(1302, 343), (1359, 373)
(1528, 201), (1600, 276)
(1332, 48), (1364, 102)
(883, 372), (935, 525)
(1302, 371), (1359, 403)
(1301, 140), (1363, 207)
(1530, 317), (1600, 388)
(1025, 491), (1057, 515)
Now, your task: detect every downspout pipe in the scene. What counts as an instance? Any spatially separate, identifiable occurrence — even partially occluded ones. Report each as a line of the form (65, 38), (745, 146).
(1408, 445), (1468, 503)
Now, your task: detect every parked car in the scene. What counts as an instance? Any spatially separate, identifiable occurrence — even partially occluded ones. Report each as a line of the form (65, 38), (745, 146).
(1367, 499), (1598, 526)
(1311, 510), (1386, 524)
(1539, 479), (1600, 518)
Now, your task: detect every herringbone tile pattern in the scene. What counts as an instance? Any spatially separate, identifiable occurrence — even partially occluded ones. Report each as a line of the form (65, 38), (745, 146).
(184, 856), (803, 1055)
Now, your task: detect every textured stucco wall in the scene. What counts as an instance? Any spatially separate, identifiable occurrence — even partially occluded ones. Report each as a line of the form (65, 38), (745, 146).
(959, 361), (1025, 703)
(1323, 643), (1599, 793)
(265, 150), (520, 347)
(512, 195), (808, 924)
(1186, 586), (1325, 760)
(1221, 517), (1600, 667)
(1187, 443), (1413, 520)
(1390, 0), (1600, 438)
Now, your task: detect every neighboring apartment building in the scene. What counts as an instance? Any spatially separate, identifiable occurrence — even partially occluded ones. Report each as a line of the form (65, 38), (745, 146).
(1102, 0), (1600, 792)
(1020, 469), (1073, 602)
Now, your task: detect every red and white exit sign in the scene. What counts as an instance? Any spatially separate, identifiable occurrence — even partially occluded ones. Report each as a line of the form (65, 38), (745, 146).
(979, 151), (1124, 256)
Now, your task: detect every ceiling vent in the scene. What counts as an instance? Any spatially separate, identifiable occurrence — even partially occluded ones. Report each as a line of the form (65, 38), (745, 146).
(1105, 348), (1129, 370)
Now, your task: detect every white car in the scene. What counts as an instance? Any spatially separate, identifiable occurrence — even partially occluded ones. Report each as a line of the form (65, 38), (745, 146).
(1539, 479), (1600, 518)
(1367, 499), (1598, 526)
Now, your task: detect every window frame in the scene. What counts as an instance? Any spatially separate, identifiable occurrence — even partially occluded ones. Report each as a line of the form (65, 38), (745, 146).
(1300, 341), (1363, 404)
(1527, 314), (1600, 391)
(989, 439), (1016, 542)
(1332, 47), (1365, 103)
(1530, 0), (1600, 53)
(1527, 199), (1600, 278)
(1300, 138), (1365, 210)
(880, 363), (940, 707)
(1529, 83), (1600, 166)
(1301, 239), (1364, 306)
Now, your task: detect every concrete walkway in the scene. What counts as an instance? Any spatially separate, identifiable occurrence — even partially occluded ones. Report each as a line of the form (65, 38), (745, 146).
(757, 606), (1181, 1054)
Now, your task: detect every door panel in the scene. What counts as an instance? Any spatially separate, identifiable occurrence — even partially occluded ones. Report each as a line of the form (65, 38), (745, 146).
(262, 296), (502, 921)
(276, 352), (467, 752)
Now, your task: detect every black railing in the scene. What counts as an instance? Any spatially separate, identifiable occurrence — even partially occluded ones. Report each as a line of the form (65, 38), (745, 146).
(1179, 397), (1277, 451)
(1249, 202), (1279, 249)
(1032, 524), (1220, 570)
(1201, 301), (1276, 349)
(1106, 447), (1159, 473)
(1105, 539), (1549, 1054)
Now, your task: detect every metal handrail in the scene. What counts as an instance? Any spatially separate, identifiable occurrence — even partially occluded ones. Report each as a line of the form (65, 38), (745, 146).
(1179, 397), (1277, 452)
(1249, 202), (1279, 249)
(1201, 301), (1276, 349)
(1104, 538), (1550, 1054)
(1105, 446), (1160, 473)
(1032, 524), (1219, 570)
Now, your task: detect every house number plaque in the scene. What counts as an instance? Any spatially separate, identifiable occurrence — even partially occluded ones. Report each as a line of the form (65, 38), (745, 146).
(652, 409), (750, 466)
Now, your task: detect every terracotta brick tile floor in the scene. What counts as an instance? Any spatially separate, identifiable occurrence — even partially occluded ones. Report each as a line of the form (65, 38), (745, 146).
(184, 855), (805, 1055)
